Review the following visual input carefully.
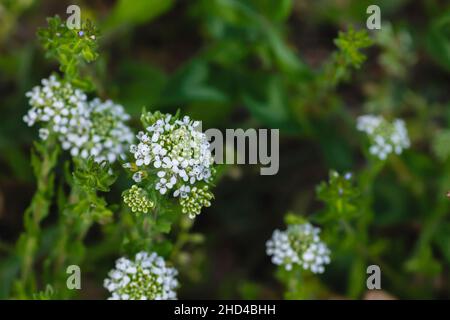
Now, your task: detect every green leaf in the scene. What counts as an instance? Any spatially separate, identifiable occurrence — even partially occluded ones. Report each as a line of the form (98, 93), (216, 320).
(334, 27), (373, 69)
(242, 75), (298, 131)
(104, 0), (175, 29)
(426, 9), (450, 72)
(160, 60), (228, 105)
(284, 212), (307, 225)
(405, 246), (442, 276)
(115, 60), (167, 116)
(81, 47), (95, 62)
(72, 158), (117, 193)
(154, 209), (180, 234)
(38, 15), (99, 90)
(348, 256), (366, 298)
(434, 223), (450, 263)
(265, 24), (309, 75)
(316, 170), (360, 222)
(252, 0), (293, 22)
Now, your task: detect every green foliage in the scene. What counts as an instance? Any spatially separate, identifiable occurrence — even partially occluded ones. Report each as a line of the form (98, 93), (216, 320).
(13, 137), (60, 298)
(73, 158), (117, 193)
(32, 285), (55, 300)
(1, 1), (449, 300)
(104, 0), (174, 29)
(426, 9), (450, 72)
(432, 129), (450, 161)
(316, 171), (360, 222)
(38, 15), (99, 90)
(375, 23), (416, 78)
(71, 158), (117, 222)
(334, 27), (373, 69)
(196, 0), (310, 76)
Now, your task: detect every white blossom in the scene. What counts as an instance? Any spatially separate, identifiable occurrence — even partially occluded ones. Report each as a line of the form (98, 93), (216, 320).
(357, 114), (410, 160)
(266, 223), (331, 273)
(24, 75), (134, 163)
(104, 251), (178, 300)
(125, 112), (214, 218)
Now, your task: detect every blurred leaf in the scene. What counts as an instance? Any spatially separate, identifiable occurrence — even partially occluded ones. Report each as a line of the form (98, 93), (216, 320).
(284, 212), (307, 225)
(0, 255), (20, 299)
(434, 223), (450, 264)
(242, 75), (298, 131)
(265, 24), (308, 76)
(160, 60), (228, 105)
(116, 60), (167, 116)
(334, 27), (373, 69)
(348, 256), (366, 298)
(426, 9), (450, 72)
(405, 246), (442, 276)
(104, 0), (174, 29)
(432, 129), (450, 161)
(250, 0), (293, 22)
(200, 0), (310, 76)
(238, 281), (264, 299)
(32, 284), (55, 300)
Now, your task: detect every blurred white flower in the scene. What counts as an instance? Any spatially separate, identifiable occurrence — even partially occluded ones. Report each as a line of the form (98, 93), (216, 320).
(266, 223), (331, 273)
(24, 75), (134, 163)
(357, 114), (410, 160)
(104, 251), (178, 300)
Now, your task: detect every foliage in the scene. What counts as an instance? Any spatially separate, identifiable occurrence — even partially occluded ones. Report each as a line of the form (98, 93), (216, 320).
(0, 0), (448, 300)
(38, 15), (99, 90)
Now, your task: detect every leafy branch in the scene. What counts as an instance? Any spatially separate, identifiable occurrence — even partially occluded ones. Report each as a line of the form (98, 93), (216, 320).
(38, 15), (99, 91)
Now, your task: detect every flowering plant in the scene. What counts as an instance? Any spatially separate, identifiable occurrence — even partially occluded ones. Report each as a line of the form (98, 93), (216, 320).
(1, 1), (448, 301)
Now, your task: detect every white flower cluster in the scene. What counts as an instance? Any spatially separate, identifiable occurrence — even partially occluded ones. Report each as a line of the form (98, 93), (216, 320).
(125, 112), (214, 218)
(104, 251), (178, 300)
(357, 114), (410, 160)
(24, 75), (134, 163)
(266, 223), (331, 273)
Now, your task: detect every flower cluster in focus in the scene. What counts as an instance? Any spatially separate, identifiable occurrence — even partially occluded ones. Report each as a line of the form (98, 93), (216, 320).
(266, 223), (331, 273)
(357, 114), (410, 160)
(104, 251), (178, 300)
(24, 75), (134, 163)
(124, 112), (215, 218)
(123, 185), (154, 214)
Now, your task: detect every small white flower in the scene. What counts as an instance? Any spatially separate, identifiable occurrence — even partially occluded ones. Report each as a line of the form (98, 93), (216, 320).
(266, 223), (331, 274)
(357, 114), (410, 160)
(24, 76), (134, 164)
(104, 251), (178, 300)
(38, 128), (50, 140)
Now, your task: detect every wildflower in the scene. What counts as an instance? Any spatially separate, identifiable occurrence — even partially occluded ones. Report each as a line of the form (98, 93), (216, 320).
(24, 75), (87, 128)
(124, 112), (215, 218)
(104, 251), (178, 300)
(356, 114), (410, 160)
(24, 75), (134, 163)
(122, 185), (154, 214)
(82, 98), (134, 163)
(266, 223), (331, 273)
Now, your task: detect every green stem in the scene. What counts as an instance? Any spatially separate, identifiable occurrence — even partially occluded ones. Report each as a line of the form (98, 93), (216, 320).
(347, 159), (384, 298)
(14, 137), (59, 298)
(45, 184), (95, 298)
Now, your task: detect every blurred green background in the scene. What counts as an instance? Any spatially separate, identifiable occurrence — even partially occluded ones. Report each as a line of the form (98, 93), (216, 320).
(0, 0), (449, 299)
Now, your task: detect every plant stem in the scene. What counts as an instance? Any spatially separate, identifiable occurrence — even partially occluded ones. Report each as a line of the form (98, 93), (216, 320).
(14, 137), (59, 298)
(347, 159), (384, 298)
